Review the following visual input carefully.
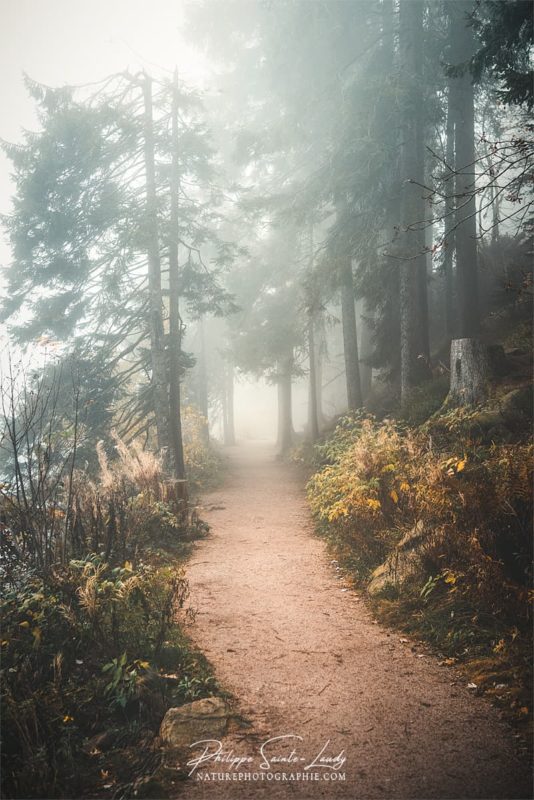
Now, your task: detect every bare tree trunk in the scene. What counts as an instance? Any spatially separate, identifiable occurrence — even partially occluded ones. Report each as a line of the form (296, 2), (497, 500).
(450, 1), (479, 338)
(486, 147), (500, 244)
(197, 317), (209, 441)
(491, 185), (500, 244)
(277, 355), (293, 455)
(380, 0), (402, 384)
(399, 0), (428, 406)
(340, 258), (363, 410)
(357, 299), (373, 399)
(315, 346), (325, 427)
(142, 74), (170, 460)
(308, 317), (320, 441)
(276, 380), (283, 449)
(168, 69), (186, 480)
(444, 79), (456, 340)
(224, 360), (236, 445)
(417, 110), (430, 366)
(449, 338), (489, 405)
(221, 380), (228, 444)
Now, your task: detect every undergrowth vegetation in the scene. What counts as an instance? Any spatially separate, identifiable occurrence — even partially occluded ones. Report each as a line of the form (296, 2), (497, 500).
(181, 405), (224, 491)
(0, 428), (221, 799)
(305, 400), (533, 738)
(1, 557), (218, 799)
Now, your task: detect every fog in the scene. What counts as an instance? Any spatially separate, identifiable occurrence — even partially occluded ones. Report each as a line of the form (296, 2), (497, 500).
(0, 0), (211, 260)
(0, 4), (532, 797)
(0, 0), (531, 457)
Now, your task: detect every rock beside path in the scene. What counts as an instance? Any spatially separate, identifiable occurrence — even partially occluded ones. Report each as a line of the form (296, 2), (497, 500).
(368, 519), (430, 595)
(160, 697), (230, 751)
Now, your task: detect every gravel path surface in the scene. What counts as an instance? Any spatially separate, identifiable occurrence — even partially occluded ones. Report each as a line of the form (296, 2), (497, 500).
(176, 443), (530, 800)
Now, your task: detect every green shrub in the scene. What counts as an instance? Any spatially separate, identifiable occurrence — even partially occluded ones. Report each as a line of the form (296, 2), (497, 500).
(399, 375), (449, 426)
(0, 556), (216, 799)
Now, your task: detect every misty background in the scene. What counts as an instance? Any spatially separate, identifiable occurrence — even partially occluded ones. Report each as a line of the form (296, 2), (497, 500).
(1, 0), (289, 440)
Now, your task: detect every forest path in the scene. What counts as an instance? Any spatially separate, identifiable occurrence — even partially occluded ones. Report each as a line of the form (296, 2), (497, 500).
(178, 443), (529, 800)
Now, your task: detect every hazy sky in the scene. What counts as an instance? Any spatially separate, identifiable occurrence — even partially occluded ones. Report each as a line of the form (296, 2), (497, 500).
(0, 1), (288, 438)
(0, 0), (217, 369)
(0, 0), (214, 259)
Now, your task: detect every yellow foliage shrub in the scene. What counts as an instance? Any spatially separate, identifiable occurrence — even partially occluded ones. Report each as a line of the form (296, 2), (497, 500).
(307, 413), (533, 622)
(181, 405), (222, 489)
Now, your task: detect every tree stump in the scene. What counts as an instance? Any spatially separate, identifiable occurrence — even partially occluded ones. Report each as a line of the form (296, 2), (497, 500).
(449, 338), (490, 406)
(448, 339), (490, 406)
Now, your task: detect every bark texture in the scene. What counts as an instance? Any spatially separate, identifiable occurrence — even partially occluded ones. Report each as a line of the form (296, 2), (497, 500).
(223, 360), (236, 446)
(197, 318), (209, 442)
(443, 78), (456, 340)
(399, 0), (428, 406)
(449, 1), (479, 338)
(168, 70), (186, 480)
(277, 355), (294, 454)
(449, 338), (489, 406)
(307, 317), (320, 441)
(142, 74), (170, 459)
(340, 258), (363, 410)
(357, 299), (373, 400)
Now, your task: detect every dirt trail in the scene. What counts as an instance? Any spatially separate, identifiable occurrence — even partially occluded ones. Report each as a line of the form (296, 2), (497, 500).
(178, 443), (530, 800)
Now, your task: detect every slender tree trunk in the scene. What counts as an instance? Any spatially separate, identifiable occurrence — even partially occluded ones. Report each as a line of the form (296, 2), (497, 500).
(142, 74), (170, 459)
(307, 316), (320, 441)
(417, 100), (430, 365)
(444, 80), (456, 340)
(168, 70), (186, 480)
(224, 360), (236, 445)
(340, 258), (363, 410)
(277, 355), (293, 454)
(357, 299), (373, 399)
(380, 0), (402, 383)
(315, 345), (324, 427)
(221, 380), (228, 444)
(197, 317), (209, 440)
(276, 381), (283, 449)
(486, 148), (500, 244)
(450, 1), (479, 338)
(491, 185), (500, 244)
(399, 0), (427, 405)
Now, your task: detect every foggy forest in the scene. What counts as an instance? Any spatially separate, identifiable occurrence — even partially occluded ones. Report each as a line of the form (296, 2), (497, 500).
(0, 1), (532, 799)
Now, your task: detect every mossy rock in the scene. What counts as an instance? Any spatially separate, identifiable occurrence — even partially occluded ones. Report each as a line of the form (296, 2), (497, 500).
(499, 385), (532, 419)
(159, 696), (229, 752)
(368, 521), (428, 595)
